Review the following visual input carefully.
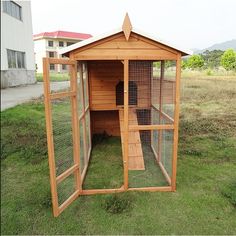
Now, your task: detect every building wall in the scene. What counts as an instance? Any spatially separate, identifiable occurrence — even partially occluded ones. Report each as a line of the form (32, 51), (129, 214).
(1, 0), (36, 88)
(34, 38), (80, 73)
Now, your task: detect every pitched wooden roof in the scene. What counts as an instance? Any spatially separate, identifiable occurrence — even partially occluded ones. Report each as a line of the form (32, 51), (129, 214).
(59, 14), (191, 56)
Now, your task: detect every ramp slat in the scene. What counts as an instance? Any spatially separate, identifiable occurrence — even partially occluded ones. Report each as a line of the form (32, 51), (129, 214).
(119, 109), (145, 170)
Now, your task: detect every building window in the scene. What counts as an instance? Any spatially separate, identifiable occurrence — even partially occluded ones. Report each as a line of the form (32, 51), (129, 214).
(59, 41), (64, 47)
(50, 64), (55, 70)
(7, 49), (25, 69)
(49, 52), (54, 57)
(48, 41), (53, 47)
(62, 64), (67, 70)
(67, 42), (74, 46)
(2, 1), (22, 21)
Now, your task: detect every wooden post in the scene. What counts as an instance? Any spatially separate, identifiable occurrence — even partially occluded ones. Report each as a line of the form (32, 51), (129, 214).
(158, 61), (165, 162)
(43, 58), (59, 217)
(69, 61), (82, 192)
(171, 54), (181, 191)
(123, 59), (129, 190)
(79, 62), (88, 168)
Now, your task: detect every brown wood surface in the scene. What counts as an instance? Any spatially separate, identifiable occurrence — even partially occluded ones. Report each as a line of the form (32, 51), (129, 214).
(91, 110), (120, 136)
(43, 57), (59, 217)
(119, 109), (145, 170)
(171, 54), (181, 191)
(123, 59), (129, 190)
(70, 32), (178, 60)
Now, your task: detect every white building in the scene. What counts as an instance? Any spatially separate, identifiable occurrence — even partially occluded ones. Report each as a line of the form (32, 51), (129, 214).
(33, 31), (92, 73)
(1, 0), (36, 88)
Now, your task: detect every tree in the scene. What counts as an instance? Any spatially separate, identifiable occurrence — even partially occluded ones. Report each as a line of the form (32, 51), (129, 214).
(220, 49), (236, 71)
(187, 55), (204, 69)
(200, 50), (224, 68)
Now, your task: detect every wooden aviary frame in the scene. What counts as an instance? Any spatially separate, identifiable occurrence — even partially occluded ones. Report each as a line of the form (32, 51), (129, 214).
(43, 13), (190, 217)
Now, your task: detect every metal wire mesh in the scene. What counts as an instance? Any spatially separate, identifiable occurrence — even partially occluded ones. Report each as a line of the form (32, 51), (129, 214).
(51, 97), (74, 176)
(57, 174), (75, 205)
(127, 60), (175, 187)
(160, 130), (173, 177)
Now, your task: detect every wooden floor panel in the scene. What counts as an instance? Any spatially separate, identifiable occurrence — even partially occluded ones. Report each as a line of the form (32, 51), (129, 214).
(119, 109), (145, 170)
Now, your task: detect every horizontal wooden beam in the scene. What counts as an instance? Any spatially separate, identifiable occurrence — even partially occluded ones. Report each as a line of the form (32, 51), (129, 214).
(47, 58), (77, 65)
(129, 124), (174, 131)
(50, 91), (76, 100)
(74, 55), (177, 61)
(81, 186), (125, 195)
(56, 164), (79, 184)
(58, 190), (80, 213)
(128, 186), (172, 192)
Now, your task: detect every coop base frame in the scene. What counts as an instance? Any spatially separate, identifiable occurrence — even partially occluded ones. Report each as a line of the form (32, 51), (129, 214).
(43, 54), (181, 217)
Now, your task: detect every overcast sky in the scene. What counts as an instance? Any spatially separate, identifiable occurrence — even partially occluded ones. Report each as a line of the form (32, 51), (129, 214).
(31, 0), (236, 50)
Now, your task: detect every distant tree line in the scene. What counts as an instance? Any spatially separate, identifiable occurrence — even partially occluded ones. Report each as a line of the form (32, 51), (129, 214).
(182, 49), (236, 71)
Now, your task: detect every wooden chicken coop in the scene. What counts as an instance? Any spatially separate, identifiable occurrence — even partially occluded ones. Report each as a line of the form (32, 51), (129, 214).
(43, 14), (190, 216)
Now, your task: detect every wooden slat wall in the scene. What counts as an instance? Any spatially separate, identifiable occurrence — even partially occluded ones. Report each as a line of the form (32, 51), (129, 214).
(91, 111), (120, 136)
(89, 61), (123, 110)
(73, 34), (177, 60)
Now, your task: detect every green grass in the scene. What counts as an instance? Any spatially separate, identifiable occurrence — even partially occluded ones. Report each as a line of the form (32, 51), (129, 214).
(1, 74), (236, 234)
(36, 73), (70, 82)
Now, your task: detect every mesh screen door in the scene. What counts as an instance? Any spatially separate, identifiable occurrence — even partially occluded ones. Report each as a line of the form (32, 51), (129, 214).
(43, 58), (81, 217)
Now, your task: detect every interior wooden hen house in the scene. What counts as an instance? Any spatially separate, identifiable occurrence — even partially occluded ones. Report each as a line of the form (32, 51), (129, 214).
(43, 14), (190, 216)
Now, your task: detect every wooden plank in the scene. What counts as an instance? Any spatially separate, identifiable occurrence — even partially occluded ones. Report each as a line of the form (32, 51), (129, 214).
(81, 186), (125, 195)
(50, 91), (76, 100)
(69, 61), (82, 192)
(58, 190), (80, 213)
(123, 59), (129, 189)
(158, 61), (165, 162)
(129, 124), (174, 131)
(56, 164), (79, 184)
(131, 33), (178, 55)
(42, 57), (59, 217)
(48, 58), (76, 65)
(74, 49), (177, 60)
(128, 186), (172, 192)
(78, 62), (88, 169)
(171, 54), (181, 191)
(119, 109), (145, 170)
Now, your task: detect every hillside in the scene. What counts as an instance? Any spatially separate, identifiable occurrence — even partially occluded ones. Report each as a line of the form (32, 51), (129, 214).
(194, 39), (236, 54)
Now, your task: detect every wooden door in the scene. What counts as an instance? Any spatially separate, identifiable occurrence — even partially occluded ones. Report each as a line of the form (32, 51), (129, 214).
(43, 58), (81, 217)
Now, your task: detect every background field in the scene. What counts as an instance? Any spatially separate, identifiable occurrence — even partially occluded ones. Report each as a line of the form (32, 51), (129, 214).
(1, 72), (236, 235)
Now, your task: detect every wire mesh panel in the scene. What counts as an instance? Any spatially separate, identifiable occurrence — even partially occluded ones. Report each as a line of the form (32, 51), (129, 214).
(127, 60), (175, 188)
(161, 61), (176, 118)
(160, 130), (173, 177)
(43, 58), (81, 216)
(57, 174), (76, 205)
(51, 97), (74, 176)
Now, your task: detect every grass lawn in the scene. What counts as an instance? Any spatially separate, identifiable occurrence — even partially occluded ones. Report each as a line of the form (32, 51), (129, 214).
(36, 72), (70, 82)
(1, 74), (236, 235)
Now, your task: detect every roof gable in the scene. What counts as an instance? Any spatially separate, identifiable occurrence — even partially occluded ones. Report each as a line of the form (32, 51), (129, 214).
(59, 14), (191, 57)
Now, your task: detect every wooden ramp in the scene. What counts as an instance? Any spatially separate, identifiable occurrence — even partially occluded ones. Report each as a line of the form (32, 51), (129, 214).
(119, 109), (145, 170)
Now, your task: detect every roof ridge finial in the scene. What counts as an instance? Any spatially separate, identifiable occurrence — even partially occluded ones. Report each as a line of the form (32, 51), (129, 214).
(122, 12), (132, 41)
